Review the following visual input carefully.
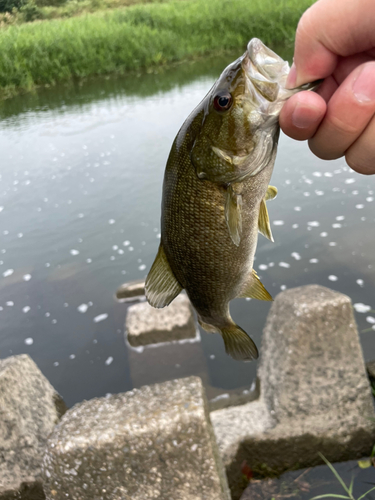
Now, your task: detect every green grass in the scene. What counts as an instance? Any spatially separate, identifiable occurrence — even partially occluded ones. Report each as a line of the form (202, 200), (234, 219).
(0, 0), (315, 98)
(310, 453), (375, 500)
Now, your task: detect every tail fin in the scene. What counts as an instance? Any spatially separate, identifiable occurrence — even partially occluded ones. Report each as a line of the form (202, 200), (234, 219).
(220, 323), (259, 361)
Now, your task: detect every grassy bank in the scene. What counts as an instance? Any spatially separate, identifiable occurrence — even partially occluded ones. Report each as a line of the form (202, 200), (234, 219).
(0, 0), (315, 98)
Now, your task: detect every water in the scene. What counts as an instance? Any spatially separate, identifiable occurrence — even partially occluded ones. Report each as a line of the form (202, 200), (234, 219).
(0, 52), (374, 408)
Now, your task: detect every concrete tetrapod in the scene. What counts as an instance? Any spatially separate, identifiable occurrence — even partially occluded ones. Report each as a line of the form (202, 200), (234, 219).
(42, 377), (230, 500)
(0, 354), (66, 500)
(210, 285), (375, 500)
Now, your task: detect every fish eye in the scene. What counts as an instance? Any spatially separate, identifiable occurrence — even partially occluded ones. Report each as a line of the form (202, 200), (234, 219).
(213, 91), (233, 112)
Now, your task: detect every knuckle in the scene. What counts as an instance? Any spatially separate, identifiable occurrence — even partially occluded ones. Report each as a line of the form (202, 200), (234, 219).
(328, 113), (359, 136)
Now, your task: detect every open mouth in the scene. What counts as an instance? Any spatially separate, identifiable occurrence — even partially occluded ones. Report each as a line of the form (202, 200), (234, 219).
(246, 38), (290, 84)
(242, 38), (291, 105)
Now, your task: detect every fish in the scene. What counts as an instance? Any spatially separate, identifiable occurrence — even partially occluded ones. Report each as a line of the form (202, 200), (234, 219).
(145, 38), (319, 361)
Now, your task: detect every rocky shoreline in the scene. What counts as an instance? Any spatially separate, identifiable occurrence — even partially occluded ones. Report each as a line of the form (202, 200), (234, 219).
(1, 284), (374, 499)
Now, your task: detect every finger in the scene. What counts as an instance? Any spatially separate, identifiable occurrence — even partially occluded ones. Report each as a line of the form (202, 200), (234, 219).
(308, 62), (375, 160)
(289, 0), (375, 86)
(279, 92), (326, 141)
(316, 75), (338, 103)
(345, 114), (375, 174)
(333, 53), (375, 84)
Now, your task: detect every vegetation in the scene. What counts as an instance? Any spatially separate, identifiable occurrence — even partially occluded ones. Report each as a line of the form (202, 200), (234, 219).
(310, 453), (375, 500)
(0, 0), (314, 98)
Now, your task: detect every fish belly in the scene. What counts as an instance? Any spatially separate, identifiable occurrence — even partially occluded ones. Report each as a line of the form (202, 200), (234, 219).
(161, 145), (273, 324)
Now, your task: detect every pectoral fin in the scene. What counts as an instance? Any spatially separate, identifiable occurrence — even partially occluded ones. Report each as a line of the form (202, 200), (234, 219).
(145, 244), (182, 308)
(238, 269), (273, 301)
(225, 185), (242, 247)
(258, 198), (274, 242)
(266, 185), (278, 201)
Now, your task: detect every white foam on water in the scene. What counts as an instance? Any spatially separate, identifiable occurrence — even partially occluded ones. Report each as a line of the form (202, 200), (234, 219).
(353, 303), (371, 313)
(22, 306), (30, 313)
(279, 262), (290, 268)
(25, 338), (33, 345)
(70, 249), (79, 256)
(78, 304), (88, 313)
(3, 269), (13, 278)
(328, 275), (338, 281)
(23, 274), (31, 281)
(93, 313), (108, 323)
(105, 357), (113, 366)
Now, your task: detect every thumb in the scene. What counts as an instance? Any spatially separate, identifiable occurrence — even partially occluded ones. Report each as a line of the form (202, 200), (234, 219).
(289, 0), (375, 87)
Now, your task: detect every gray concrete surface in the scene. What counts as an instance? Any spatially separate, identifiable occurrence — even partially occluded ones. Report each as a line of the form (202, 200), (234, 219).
(42, 377), (230, 500)
(211, 285), (375, 500)
(125, 294), (196, 346)
(116, 279), (145, 301)
(0, 354), (66, 500)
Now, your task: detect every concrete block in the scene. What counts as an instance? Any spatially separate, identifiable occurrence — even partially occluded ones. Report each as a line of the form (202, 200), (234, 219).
(211, 285), (375, 500)
(42, 377), (230, 500)
(116, 279), (145, 301)
(0, 354), (67, 499)
(125, 294), (196, 347)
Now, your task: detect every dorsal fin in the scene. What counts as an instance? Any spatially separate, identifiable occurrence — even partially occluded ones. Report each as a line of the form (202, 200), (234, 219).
(238, 269), (273, 301)
(225, 185), (242, 247)
(145, 244), (182, 308)
(258, 198), (274, 242)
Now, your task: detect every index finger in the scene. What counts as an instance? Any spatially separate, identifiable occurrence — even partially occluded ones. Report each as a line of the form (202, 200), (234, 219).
(292, 0), (375, 86)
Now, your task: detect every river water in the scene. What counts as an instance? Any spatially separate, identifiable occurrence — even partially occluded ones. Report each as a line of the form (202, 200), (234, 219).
(0, 51), (374, 408)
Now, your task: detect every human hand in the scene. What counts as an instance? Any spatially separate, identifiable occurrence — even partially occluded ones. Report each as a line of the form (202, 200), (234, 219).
(279, 0), (375, 174)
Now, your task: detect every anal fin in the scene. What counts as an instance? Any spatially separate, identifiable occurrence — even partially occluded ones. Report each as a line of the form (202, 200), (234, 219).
(145, 244), (182, 308)
(238, 269), (273, 301)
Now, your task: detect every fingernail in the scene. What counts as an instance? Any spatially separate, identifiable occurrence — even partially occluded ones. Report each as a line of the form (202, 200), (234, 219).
(352, 63), (375, 103)
(291, 101), (315, 129)
(286, 63), (297, 89)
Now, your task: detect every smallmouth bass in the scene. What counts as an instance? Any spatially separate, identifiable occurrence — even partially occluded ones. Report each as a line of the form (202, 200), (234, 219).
(146, 39), (318, 361)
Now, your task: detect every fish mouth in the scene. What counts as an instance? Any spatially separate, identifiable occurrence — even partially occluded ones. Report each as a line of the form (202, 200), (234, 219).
(243, 38), (321, 106)
(242, 38), (290, 104)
